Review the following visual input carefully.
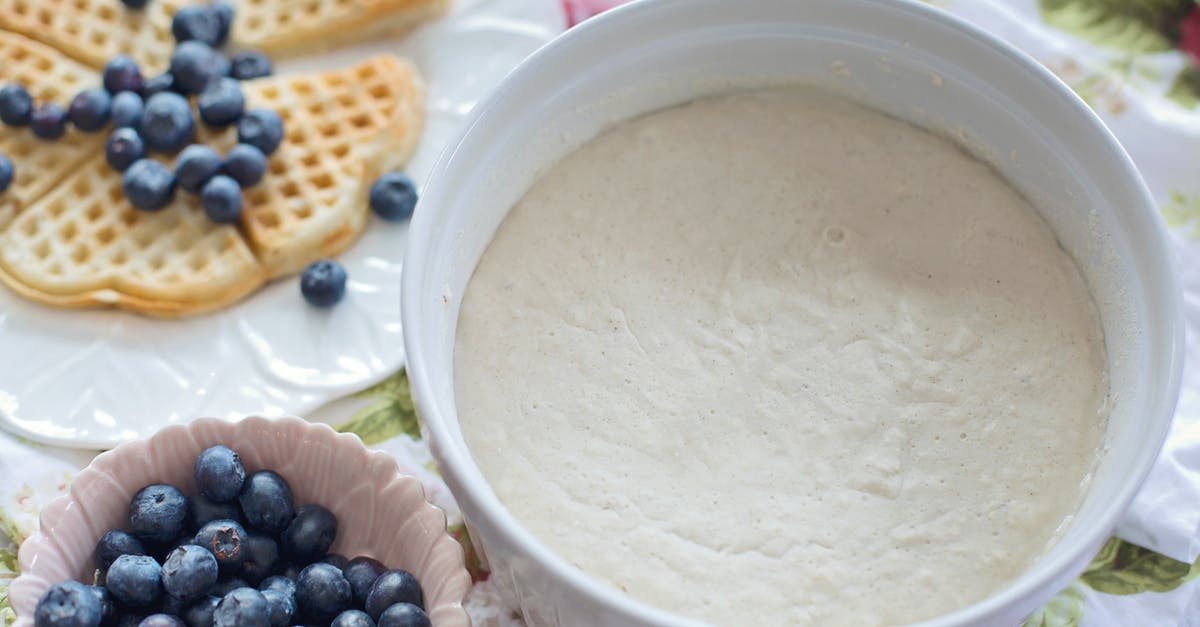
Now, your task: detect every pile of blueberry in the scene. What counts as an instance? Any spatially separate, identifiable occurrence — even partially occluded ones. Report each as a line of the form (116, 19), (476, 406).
(33, 445), (431, 627)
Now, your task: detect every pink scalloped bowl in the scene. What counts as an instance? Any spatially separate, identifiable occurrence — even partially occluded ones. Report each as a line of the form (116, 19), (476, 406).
(9, 416), (472, 627)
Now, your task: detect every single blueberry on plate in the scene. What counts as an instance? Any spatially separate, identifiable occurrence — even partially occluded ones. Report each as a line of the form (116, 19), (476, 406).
(0, 83), (33, 126)
(194, 445), (246, 502)
(170, 41), (230, 94)
(235, 109), (283, 155)
(172, 5), (223, 45)
(129, 483), (190, 543)
(68, 87), (113, 132)
(0, 154), (13, 194)
(295, 563), (352, 622)
(195, 519), (249, 571)
(331, 609), (376, 627)
(300, 260), (347, 308)
(182, 595), (221, 627)
(238, 470), (295, 533)
(106, 554), (163, 607)
(162, 544), (220, 602)
(221, 143), (266, 188)
(364, 570), (423, 619)
(239, 532), (279, 586)
(368, 172), (417, 221)
(140, 73), (177, 99)
(189, 493), (241, 530)
(321, 553), (349, 570)
(96, 529), (146, 569)
(30, 102), (68, 140)
(106, 127), (146, 172)
(213, 588), (270, 627)
(103, 55), (145, 94)
(202, 176), (243, 220)
(281, 504), (337, 564)
(376, 603), (429, 627)
(111, 91), (145, 128)
(86, 585), (118, 627)
(343, 556), (385, 608)
(34, 581), (103, 627)
(211, 577), (250, 598)
(229, 51), (272, 81)
(260, 589), (295, 627)
(139, 92), (195, 152)
(258, 576), (295, 598)
(123, 159), (177, 210)
(213, 2), (235, 46)
(174, 145), (223, 194)
(137, 614), (185, 627)
(197, 77), (244, 127)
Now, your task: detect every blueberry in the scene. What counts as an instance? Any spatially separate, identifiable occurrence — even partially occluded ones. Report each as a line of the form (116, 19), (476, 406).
(260, 589), (294, 627)
(237, 470), (294, 533)
(138, 614), (185, 627)
(103, 55), (145, 94)
(300, 260), (347, 308)
(213, 588), (270, 627)
(295, 563), (351, 622)
(321, 554), (349, 570)
(189, 494), (241, 530)
(111, 92), (144, 128)
(141, 73), (177, 99)
(139, 92), (194, 152)
(170, 41), (230, 94)
(376, 603), (429, 627)
(229, 51), (272, 81)
(122, 159), (177, 211)
(221, 143), (266, 188)
(194, 446), (245, 503)
(34, 581), (103, 627)
(96, 530), (147, 570)
(332, 610), (376, 627)
(162, 544), (219, 602)
(235, 109), (283, 155)
(364, 570), (423, 619)
(120, 0), (149, 9)
(172, 6), (223, 45)
(239, 533), (279, 586)
(0, 83), (33, 126)
(130, 484), (190, 543)
(87, 585), (118, 627)
(258, 576), (295, 598)
(68, 87), (113, 132)
(368, 172), (417, 221)
(342, 557), (385, 608)
(31, 102), (68, 140)
(182, 595), (221, 627)
(213, 2), (235, 46)
(197, 78), (244, 127)
(0, 153), (13, 194)
(106, 554), (164, 607)
(211, 578), (250, 598)
(106, 128), (146, 172)
(281, 505), (337, 564)
(278, 563), (303, 583)
(174, 145), (223, 194)
(195, 519), (249, 571)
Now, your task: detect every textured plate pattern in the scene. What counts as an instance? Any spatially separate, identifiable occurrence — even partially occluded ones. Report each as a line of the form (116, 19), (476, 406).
(8, 416), (472, 626)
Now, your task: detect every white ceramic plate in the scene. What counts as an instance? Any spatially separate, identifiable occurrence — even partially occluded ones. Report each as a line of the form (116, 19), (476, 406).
(0, 0), (564, 450)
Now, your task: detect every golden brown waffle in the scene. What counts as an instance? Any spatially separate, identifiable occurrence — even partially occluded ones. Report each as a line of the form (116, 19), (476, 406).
(0, 31), (106, 230)
(233, 0), (449, 58)
(0, 55), (423, 317)
(0, 0), (446, 73)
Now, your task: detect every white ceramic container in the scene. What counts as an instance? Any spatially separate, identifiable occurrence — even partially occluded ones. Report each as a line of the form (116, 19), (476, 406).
(402, 0), (1186, 624)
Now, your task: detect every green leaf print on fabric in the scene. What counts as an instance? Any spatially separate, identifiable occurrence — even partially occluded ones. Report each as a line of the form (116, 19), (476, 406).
(1039, 0), (1194, 53)
(1162, 191), (1200, 238)
(336, 370), (422, 444)
(1080, 537), (1200, 594)
(447, 522), (490, 584)
(1024, 582), (1085, 627)
(1168, 65), (1200, 107)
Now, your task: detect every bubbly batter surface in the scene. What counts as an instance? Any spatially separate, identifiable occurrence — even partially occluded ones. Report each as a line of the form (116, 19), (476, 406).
(454, 88), (1108, 626)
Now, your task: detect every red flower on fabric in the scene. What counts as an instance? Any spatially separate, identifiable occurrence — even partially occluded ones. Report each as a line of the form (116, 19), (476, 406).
(561, 0), (627, 27)
(1182, 4), (1200, 65)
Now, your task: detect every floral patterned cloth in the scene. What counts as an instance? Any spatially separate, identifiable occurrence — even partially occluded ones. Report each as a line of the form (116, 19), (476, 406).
(3, 1), (1200, 626)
